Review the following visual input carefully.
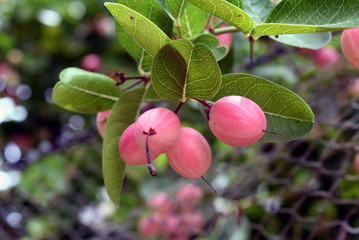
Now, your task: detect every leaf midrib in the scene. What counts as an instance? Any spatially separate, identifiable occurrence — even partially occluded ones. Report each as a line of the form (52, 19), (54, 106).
(264, 111), (313, 123)
(61, 82), (119, 101)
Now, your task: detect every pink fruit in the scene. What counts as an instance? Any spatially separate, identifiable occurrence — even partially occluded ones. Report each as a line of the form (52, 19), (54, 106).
(347, 78), (359, 97)
(354, 153), (359, 174)
(166, 127), (211, 178)
(217, 23), (233, 51)
(209, 96), (267, 147)
(146, 192), (173, 215)
(313, 46), (340, 68)
(182, 211), (204, 233)
(175, 184), (203, 206)
(342, 27), (359, 71)
(96, 110), (111, 138)
(81, 54), (102, 72)
(119, 123), (159, 165)
(162, 215), (181, 234)
(134, 108), (181, 154)
(139, 216), (161, 237)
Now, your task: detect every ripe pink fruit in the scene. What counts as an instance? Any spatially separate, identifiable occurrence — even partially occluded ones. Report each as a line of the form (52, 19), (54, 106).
(354, 153), (359, 174)
(96, 110), (111, 138)
(119, 123), (159, 165)
(209, 96), (267, 147)
(146, 192), (173, 215)
(134, 108), (181, 154)
(342, 27), (359, 71)
(81, 54), (102, 72)
(313, 46), (340, 68)
(162, 215), (181, 234)
(182, 211), (204, 233)
(217, 23), (233, 51)
(175, 184), (203, 206)
(166, 127), (211, 178)
(138, 216), (161, 237)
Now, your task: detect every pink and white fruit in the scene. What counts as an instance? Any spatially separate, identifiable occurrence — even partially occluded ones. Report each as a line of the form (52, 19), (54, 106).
(96, 110), (111, 138)
(134, 108), (181, 154)
(146, 192), (173, 215)
(209, 96), (267, 147)
(175, 184), (203, 206)
(313, 46), (340, 68)
(341, 27), (359, 71)
(81, 54), (102, 72)
(166, 127), (211, 178)
(119, 123), (159, 165)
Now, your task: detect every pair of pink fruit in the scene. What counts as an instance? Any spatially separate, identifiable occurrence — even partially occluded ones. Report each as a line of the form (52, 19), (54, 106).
(97, 95), (267, 178)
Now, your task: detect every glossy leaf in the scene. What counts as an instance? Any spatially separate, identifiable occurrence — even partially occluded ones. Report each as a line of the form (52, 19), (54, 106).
(114, 0), (173, 70)
(105, 2), (171, 57)
(269, 32), (332, 49)
(193, 34), (228, 61)
(212, 74), (314, 142)
(102, 87), (146, 208)
(186, 0), (255, 35)
(242, 0), (272, 23)
(226, 0), (243, 9)
(178, 2), (209, 38)
(53, 68), (121, 114)
(152, 39), (222, 101)
(252, 0), (359, 38)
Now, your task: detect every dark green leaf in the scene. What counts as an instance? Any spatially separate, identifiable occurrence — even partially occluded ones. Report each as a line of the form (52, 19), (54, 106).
(213, 74), (314, 142)
(114, 0), (173, 70)
(152, 39), (222, 101)
(178, 2), (209, 38)
(226, 0), (243, 9)
(105, 2), (171, 57)
(102, 87), (146, 208)
(193, 34), (229, 61)
(187, 0), (255, 35)
(252, 0), (359, 38)
(53, 68), (121, 114)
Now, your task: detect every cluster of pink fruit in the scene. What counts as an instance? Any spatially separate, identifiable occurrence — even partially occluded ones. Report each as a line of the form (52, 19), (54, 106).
(97, 95), (267, 178)
(139, 184), (205, 239)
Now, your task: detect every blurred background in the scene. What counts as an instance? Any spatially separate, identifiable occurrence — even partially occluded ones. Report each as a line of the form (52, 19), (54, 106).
(1, 0), (359, 239)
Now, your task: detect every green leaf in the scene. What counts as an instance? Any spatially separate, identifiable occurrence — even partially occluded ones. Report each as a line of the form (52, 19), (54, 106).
(53, 68), (121, 114)
(144, 84), (162, 102)
(226, 0), (243, 9)
(105, 2), (171, 57)
(193, 34), (229, 61)
(178, 2), (209, 38)
(102, 87), (146, 208)
(152, 39), (222, 101)
(269, 32), (332, 49)
(252, 0), (359, 38)
(114, 0), (173, 70)
(115, 23), (153, 71)
(187, 0), (255, 35)
(212, 74), (314, 142)
(242, 0), (272, 23)
(166, 0), (186, 19)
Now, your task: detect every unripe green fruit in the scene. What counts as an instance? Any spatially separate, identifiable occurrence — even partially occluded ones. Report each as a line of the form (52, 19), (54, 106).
(341, 27), (359, 71)
(209, 96), (267, 146)
(118, 123), (159, 165)
(134, 108), (181, 154)
(166, 127), (211, 178)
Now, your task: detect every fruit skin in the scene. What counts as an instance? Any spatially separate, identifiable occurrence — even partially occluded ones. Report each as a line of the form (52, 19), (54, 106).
(313, 46), (340, 68)
(138, 215), (161, 237)
(354, 153), (359, 174)
(118, 123), (159, 165)
(175, 184), (203, 207)
(96, 110), (111, 138)
(209, 96), (267, 147)
(341, 27), (359, 71)
(134, 108), (181, 154)
(146, 192), (173, 215)
(166, 127), (211, 178)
